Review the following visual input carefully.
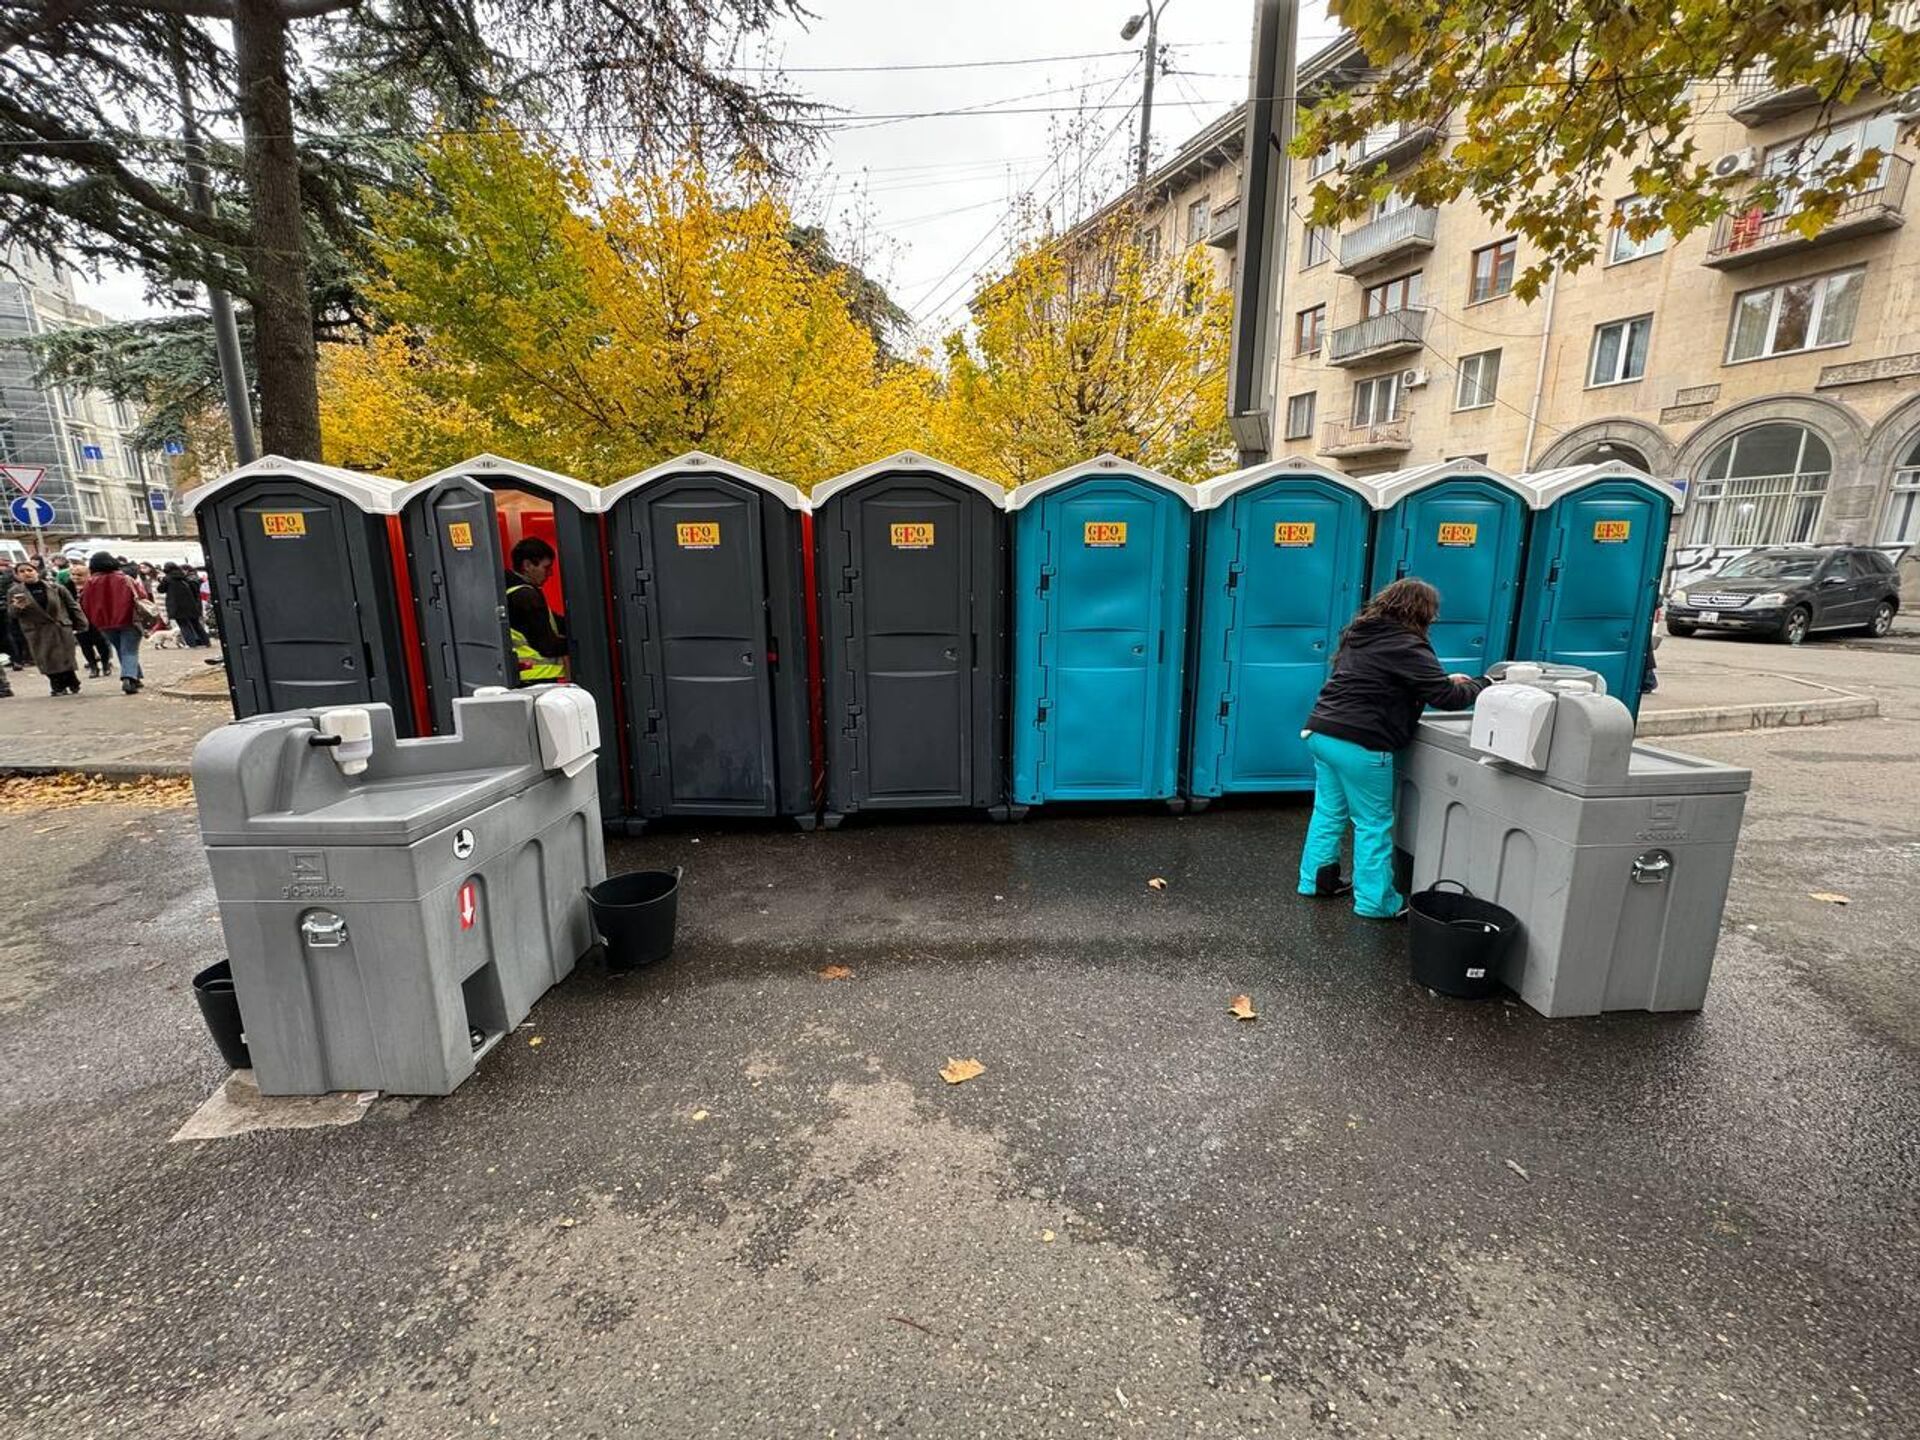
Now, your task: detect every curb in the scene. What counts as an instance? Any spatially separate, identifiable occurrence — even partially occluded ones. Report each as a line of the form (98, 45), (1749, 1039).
(156, 684), (229, 704)
(1637, 694), (1879, 737)
(0, 761), (193, 780)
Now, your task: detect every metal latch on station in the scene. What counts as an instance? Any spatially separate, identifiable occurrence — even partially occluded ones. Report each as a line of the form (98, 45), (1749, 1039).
(300, 912), (350, 948)
(1631, 850), (1672, 885)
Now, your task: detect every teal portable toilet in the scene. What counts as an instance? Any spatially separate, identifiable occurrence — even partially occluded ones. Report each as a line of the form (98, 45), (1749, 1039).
(1187, 457), (1376, 802)
(1009, 455), (1195, 812)
(1369, 459), (1529, 677)
(1516, 462), (1679, 716)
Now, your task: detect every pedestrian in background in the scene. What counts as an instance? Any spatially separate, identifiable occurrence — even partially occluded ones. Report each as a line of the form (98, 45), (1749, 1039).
(1, 559), (28, 674)
(6, 561), (84, 697)
(80, 552), (147, 695)
(159, 563), (211, 647)
(57, 559), (114, 678)
(1297, 578), (1491, 920)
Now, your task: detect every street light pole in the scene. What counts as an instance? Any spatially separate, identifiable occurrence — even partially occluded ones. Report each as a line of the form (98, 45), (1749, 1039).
(169, 21), (258, 467)
(1122, 2), (1167, 194)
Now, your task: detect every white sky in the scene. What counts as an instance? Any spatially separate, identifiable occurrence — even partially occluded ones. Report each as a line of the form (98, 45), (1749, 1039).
(74, 1), (1338, 342)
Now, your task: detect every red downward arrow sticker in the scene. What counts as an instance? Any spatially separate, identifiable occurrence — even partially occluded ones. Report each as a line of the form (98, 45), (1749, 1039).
(459, 881), (478, 930)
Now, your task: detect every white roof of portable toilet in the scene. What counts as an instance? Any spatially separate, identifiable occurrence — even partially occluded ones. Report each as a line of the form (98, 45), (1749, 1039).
(1368, 458), (1529, 513)
(808, 450), (1006, 509)
(1521, 461), (1687, 513)
(406, 452), (603, 512)
(1194, 456), (1382, 512)
(180, 455), (405, 516)
(599, 450), (808, 512)
(1005, 453), (1195, 512)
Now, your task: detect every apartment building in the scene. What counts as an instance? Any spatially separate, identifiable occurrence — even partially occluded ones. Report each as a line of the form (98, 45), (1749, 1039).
(0, 250), (180, 542)
(1266, 35), (1920, 560)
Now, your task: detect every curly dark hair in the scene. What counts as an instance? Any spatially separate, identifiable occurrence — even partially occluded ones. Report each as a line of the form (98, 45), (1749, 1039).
(1353, 577), (1441, 637)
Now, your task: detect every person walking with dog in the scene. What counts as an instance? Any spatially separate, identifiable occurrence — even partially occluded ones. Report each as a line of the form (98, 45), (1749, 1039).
(6, 561), (85, 697)
(158, 563), (211, 648)
(1297, 578), (1491, 920)
(79, 552), (148, 695)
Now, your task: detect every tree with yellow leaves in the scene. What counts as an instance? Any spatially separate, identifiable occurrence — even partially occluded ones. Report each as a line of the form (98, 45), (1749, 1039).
(322, 126), (935, 486)
(933, 213), (1232, 487)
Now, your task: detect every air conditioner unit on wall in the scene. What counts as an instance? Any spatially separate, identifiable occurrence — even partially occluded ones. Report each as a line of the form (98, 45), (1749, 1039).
(1712, 147), (1761, 180)
(1401, 368), (1429, 389)
(1890, 92), (1920, 123)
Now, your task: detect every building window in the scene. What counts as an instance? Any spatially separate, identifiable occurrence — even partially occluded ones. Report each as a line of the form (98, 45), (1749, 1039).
(1687, 423), (1831, 546)
(1468, 238), (1516, 303)
(1589, 316), (1653, 387)
(75, 484), (108, 524)
(1608, 197), (1671, 264)
(1883, 437), (1920, 545)
(1137, 227), (1161, 265)
(1726, 268), (1863, 363)
(1764, 113), (1900, 206)
(1454, 350), (1501, 410)
(1301, 223), (1333, 269)
(1352, 374), (1401, 426)
(1295, 304), (1326, 355)
(1307, 147), (1338, 180)
(1285, 392), (1317, 441)
(1187, 197), (1212, 246)
(1362, 270), (1422, 317)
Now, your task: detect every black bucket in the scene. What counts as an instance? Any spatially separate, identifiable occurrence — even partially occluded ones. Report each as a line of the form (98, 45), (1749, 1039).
(585, 867), (683, 973)
(192, 959), (252, 1069)
(1408, 880), (1518, 999)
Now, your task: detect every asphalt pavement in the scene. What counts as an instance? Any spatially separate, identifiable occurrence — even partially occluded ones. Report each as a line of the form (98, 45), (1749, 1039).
(2, 690), (1917, 1436)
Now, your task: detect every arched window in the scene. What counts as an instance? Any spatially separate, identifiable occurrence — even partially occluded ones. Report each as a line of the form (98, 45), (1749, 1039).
(1688, 424), (1830, 546)
(1882, 435), (1920, 545)
(1568, 442), (1651, 469)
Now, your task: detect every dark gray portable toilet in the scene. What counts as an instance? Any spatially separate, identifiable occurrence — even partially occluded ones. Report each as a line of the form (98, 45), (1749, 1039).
(603, 451), (815, 831)
(810, 450), (1009, 826)
(408, 454), (622, 819)
(394, 470), (512, 728)
(183, 456), (423, 732)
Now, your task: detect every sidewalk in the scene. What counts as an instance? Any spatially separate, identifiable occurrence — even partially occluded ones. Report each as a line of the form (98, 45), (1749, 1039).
(0, 638), (229, 776)
(1637, 640), (1881, 737)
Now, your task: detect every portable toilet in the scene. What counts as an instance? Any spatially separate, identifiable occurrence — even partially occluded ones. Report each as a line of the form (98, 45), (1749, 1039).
(602, 452), (815, 831)
(1369, 459), (1530, 677)
(1515, 462), (1680, 715)
(811, 451), (1010, 825)
(1187, 457), (1377, 801)
(406, 454), (622, 818)
(183, 456), (425, 732)
(1008, 454), (1195, 811)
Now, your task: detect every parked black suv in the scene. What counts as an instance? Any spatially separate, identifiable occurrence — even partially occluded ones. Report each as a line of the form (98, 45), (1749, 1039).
(1667, 547), (1901, 645)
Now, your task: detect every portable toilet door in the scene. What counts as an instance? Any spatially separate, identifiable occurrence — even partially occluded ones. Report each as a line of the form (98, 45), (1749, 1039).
(394, 471), (511, 729)
(1369, 459), (1530, 676)
(811, 451), (1009, 825)
(410, 455), (623, 819)
(603, 452), (815, 829)
(1188, 458), (1376, 800)
(1516, 462), (1678, 715)
(1009, 454), (1195, 810)
(182, 456), (423, 731)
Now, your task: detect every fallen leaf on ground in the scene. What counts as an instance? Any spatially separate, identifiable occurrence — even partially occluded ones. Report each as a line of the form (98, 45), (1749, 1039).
(691, 1109), (709, 1122)
(1041, 1229), (1056, 1243)
(1229, 994), (1257, 1022)
(939, 1057), (985, 1085)
(527, 1035), (544, 1048)
(1505, 1158), (1531, 1182)
(557, 1216), (577, 1228)
(818, 964), (853, 981)
(1147, 876), (1168, 891)
(1808, 892), (1850, 905)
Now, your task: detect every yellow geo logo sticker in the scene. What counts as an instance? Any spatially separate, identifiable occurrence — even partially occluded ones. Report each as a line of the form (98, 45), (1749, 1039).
(260, 511), (306, 538)
(1273, 522), (1317, 547)
(1593, 520), (1632, 543)
(1083, 521), (1128, 547)
(1437, 522), (1478, 547)
(447, 521), (474, 551)
(890, 522), (935, 549)
(676, 522), (721, 549)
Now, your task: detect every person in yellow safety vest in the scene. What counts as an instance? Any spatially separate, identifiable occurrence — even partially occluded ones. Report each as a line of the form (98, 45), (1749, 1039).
(503, 537), (568, 684)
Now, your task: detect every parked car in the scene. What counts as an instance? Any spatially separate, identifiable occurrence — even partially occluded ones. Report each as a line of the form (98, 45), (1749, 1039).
(1667, 547), (1901, 645)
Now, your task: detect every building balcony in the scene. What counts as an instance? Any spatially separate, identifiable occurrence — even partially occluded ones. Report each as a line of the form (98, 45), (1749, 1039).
(1204, 198), (1240, 249)
(1345, 121), (1443, 173)
(1336, 205), (1438, 276)
(1321, 412), (1413, 457)
(1725, 70), (1824, 125)
(1327, 307), (1430, 366)
(1703, 156), (1910, 269)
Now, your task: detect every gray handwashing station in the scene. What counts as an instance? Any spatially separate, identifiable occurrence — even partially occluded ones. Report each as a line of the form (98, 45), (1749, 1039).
(1398, 663), (1751, 1017)
(192, 686), (606, 1095)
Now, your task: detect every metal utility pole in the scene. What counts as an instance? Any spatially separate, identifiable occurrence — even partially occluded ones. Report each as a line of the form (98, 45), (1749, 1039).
(1227, 0), (1301, 465)
(1121, 2), (1167, 192)
(170, 22), (258, 466)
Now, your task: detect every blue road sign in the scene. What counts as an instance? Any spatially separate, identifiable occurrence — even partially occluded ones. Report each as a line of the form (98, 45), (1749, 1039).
(9, 494), (56, 528)
(148, 489), (170, 513)
(80, 443), (105, 461)
(164, 439), (186, 456)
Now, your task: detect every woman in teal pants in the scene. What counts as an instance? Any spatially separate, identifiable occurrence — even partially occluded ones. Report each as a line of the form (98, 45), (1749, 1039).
(1297, 578), (1490, 918)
